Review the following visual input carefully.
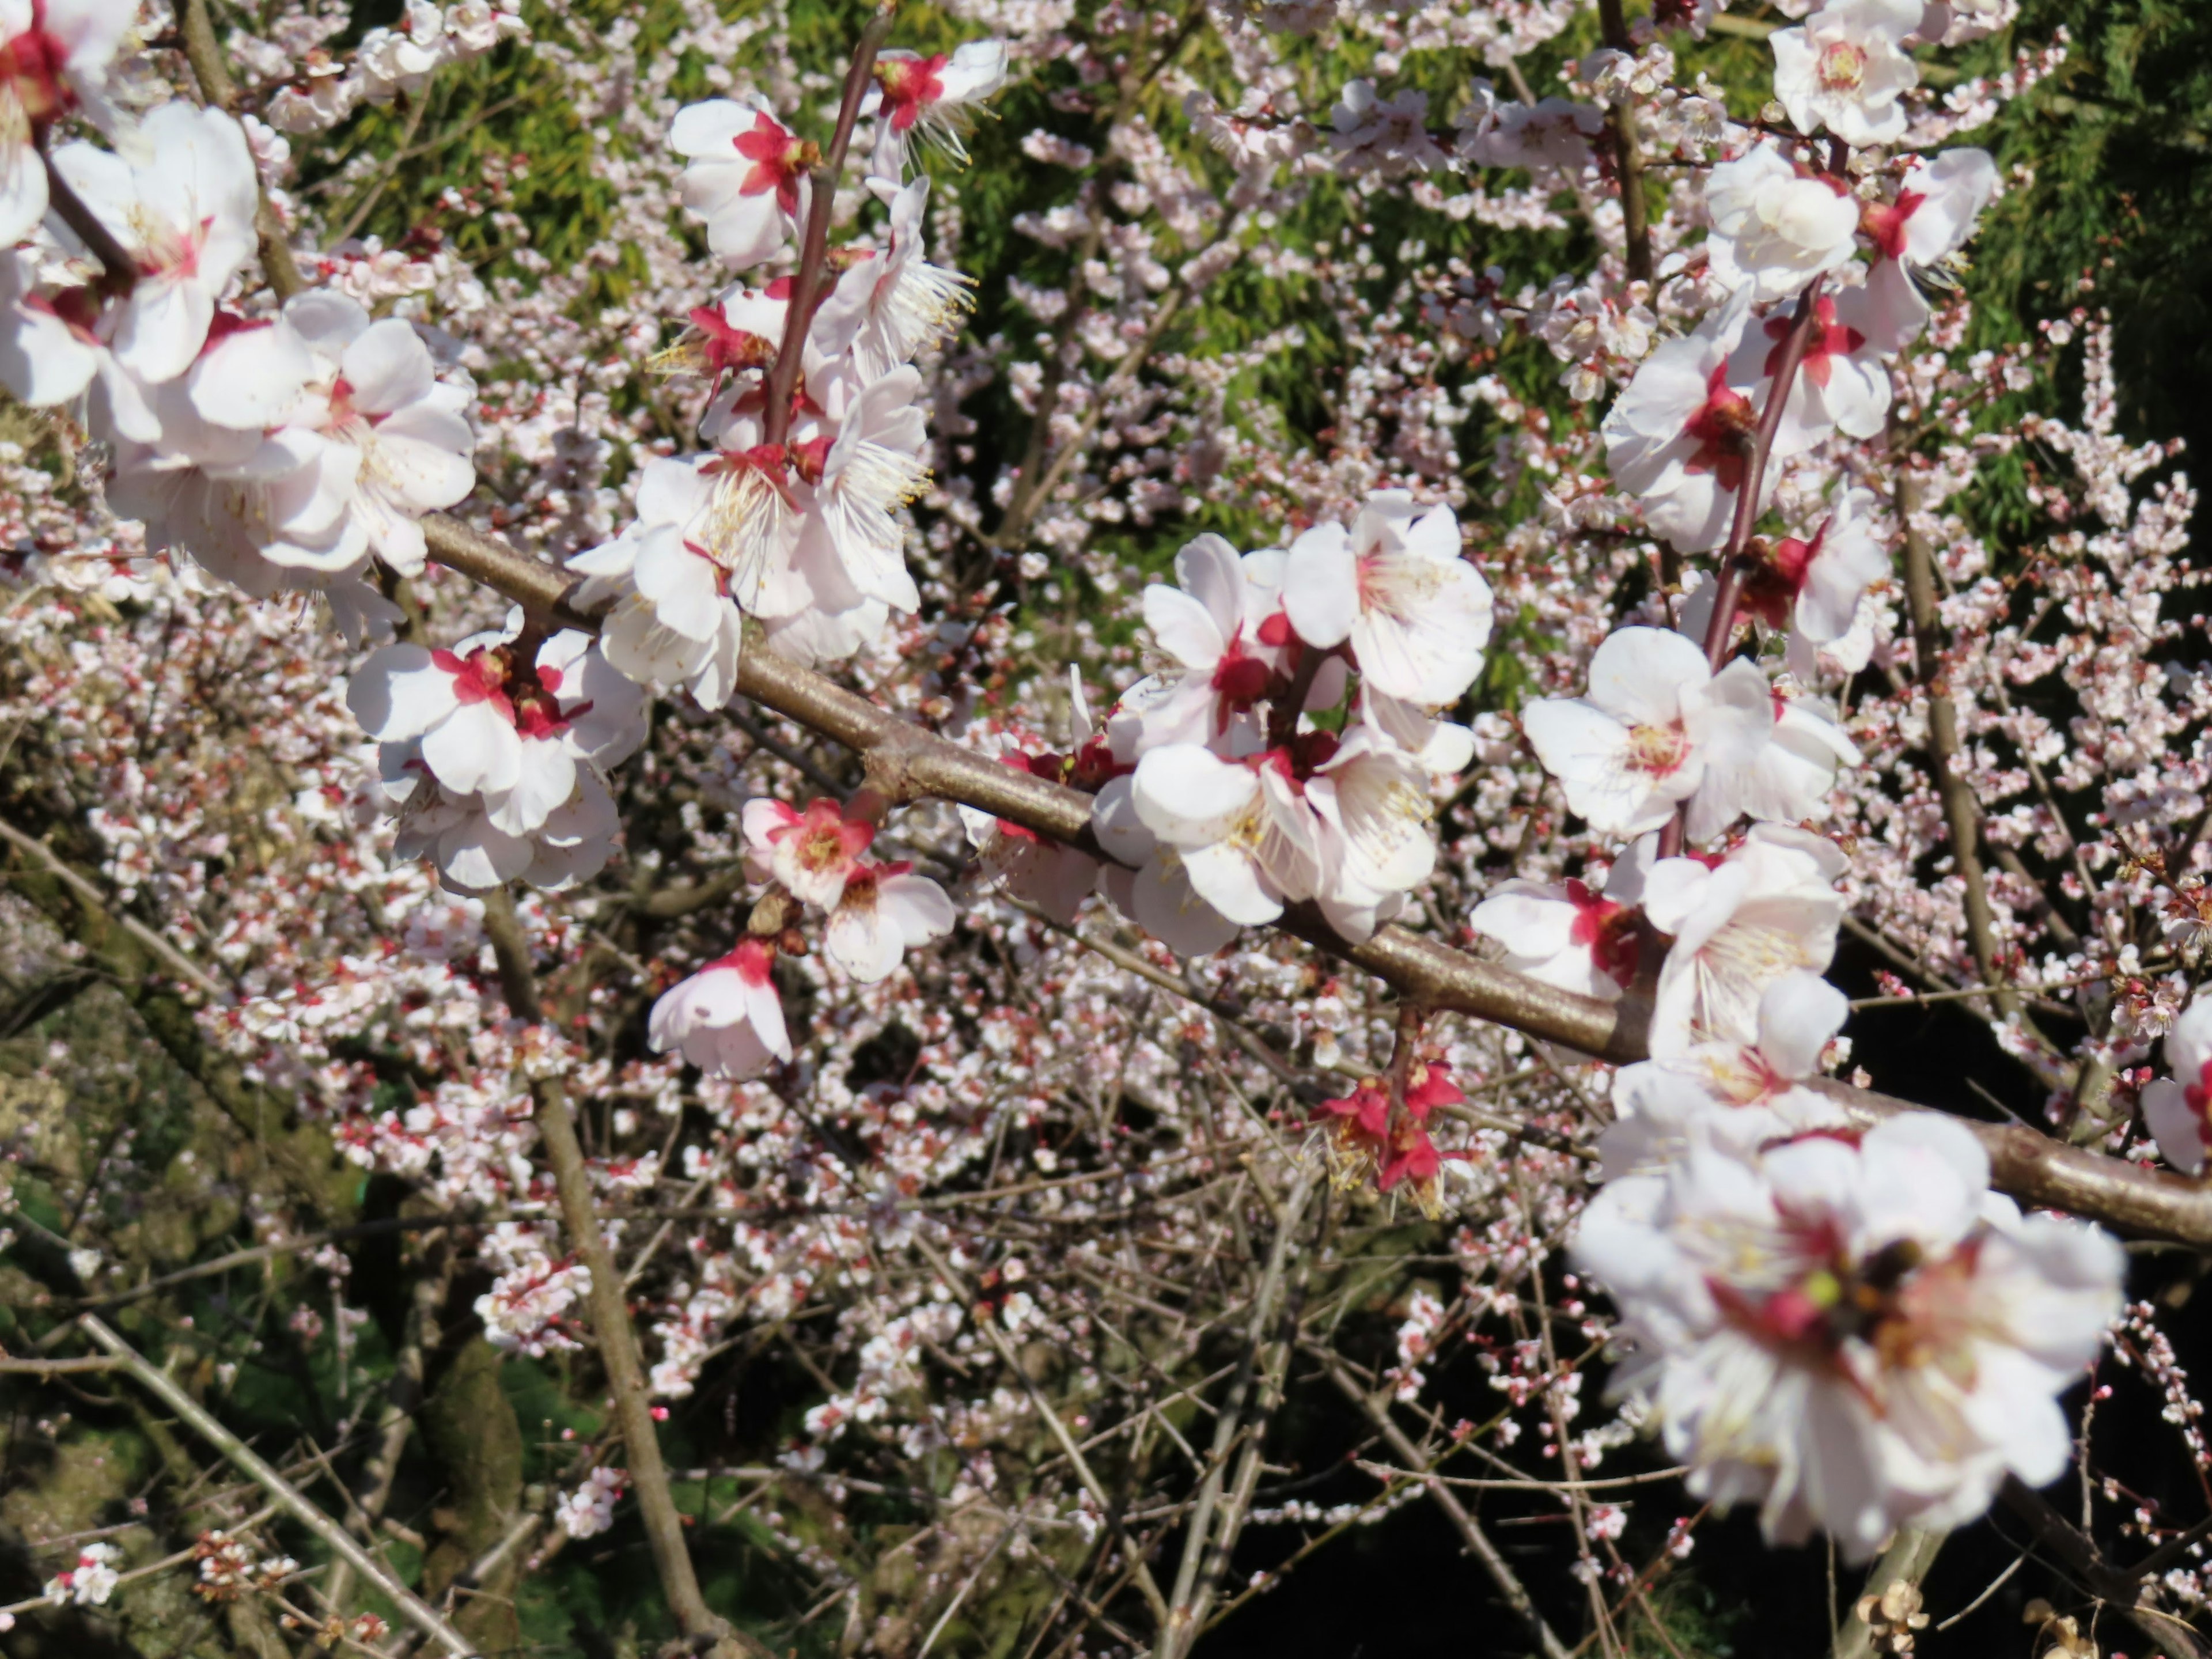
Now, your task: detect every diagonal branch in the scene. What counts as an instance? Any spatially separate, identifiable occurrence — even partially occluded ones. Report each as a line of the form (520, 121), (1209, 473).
(75, 1313), (475, 1657)
(1318, 1349), (1573, 1659)
(413, 512), (2212, 1248)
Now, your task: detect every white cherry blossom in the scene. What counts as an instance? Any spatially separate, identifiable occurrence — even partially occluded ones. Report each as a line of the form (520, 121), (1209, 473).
(1282, 495), (1492, 706)
(2142, 999), (2212, 1175)
(1771, 0), (1923, 149)
(825, 860), (956, 981)
(49, 104), (260, 382)
(1704, 145), (1861, 302)
(810, 176), (972, 379)
(863, 41), (1009, 174)
(671, 99), (813, 270)
(0, 0), (135, 243)
(649, 940), (793, 1079)
(1642, 824), (1846, 1055)
(1602, 970), (1852, 1179)
(1521, 627), (1773, 838)
(1574, 1115), (2123, 1558)
(1470, 843), (1653, 1005)
(1604, 297), (1814, 552)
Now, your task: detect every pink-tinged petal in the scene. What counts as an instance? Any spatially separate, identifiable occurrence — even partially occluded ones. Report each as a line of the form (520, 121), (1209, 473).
(745, 975), (791, 1060)
(110, 275), (211, 384)
(340, 317), (436, 414)
(1281, 525), (1358, 648)
(283, 289), (373, 359)
(1469, 885), (1575, 958)
(435, 816), (533, 892)
(0, 135), (46, 245)
(370, 408), (478, 504)
(486, 737), (577, 836)
(1753, 971), (1847, 1080)
(1179, 841), (1280, 926)
(188, 320), (316, 430)
(1131, 745), (1258, 846)
(1171, 532), (1245, 639)
(422, 699), (522, 797)
(881, 873), (955, 948)
(0, 300), (97, 407)
(668, 99), (764, 157)
(636, 455), (714, 529)
(827, 902), (902, 982)
(2169, 1001), (2212, 1082)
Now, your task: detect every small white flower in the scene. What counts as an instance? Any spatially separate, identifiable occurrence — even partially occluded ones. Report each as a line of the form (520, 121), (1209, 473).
(2142, 999), (2212, 1175)
(1704, 145), (1861, 302)
(1770, 0), (1923, 149)
(1282, 495), (1493, 706)
(825, 861), (956, 981)
(1641, 824), (1847, 1055)
(671, 99), (812, 270)
(647, 941), (792, 1080)
(1521, 627), (1774, 838)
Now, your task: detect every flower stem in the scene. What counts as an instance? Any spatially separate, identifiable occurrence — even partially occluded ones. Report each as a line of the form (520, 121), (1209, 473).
(762, 6), (896, 449)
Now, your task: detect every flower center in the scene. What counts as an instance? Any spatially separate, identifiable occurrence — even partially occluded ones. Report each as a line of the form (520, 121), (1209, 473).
(1817, 40), (1868, 92)
(1681, 365), (1759, 495)
(874, 54), (949, 132)
(1624, 722), (1690, 778)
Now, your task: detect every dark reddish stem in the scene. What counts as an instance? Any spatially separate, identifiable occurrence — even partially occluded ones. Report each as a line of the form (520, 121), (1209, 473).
(1266, 643), (1329, 751)
(1660, 270), (1830, 861)
(762, 7), (897, 448)
(1700, 271), (1827, 675)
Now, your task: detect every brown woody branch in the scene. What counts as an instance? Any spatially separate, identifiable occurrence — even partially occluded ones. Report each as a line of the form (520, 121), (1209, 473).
(1596, 0), (1652, 286)
(479, 889), (772, 1659)
(415, 512), (2212, 1248)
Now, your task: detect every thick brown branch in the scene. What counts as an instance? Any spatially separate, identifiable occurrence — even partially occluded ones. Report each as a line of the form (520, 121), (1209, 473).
(416, 512), (2212, 1248)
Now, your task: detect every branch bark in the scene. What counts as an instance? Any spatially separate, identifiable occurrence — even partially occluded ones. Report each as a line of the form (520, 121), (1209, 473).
(479, 889), (773, 1659)
(415, 510), (2212, 1249)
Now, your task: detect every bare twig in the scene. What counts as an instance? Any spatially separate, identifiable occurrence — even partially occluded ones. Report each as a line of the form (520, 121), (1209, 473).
(480, 889), (770, 1659)
(761, 8), (895, 448)
(75, 1314), (474, 1657)
(1319, 1349), (1573, 1659)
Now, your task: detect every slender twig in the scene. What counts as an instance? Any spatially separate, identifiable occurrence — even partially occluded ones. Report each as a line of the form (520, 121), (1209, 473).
(1897, 468), (2071, 1086)
(1318, 1349), (1572, 1659)
(910, 1232), (1174, 1628)
(761, 8), (895, 448)
(1154, 1175), (1315, 1658)
(1596, 0), (1652, 286)
(181, 0), (303, 298)
(480, 889), (770, 1659)
(0, 816), (220, 996)
(74, 1315), (474, 1657)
